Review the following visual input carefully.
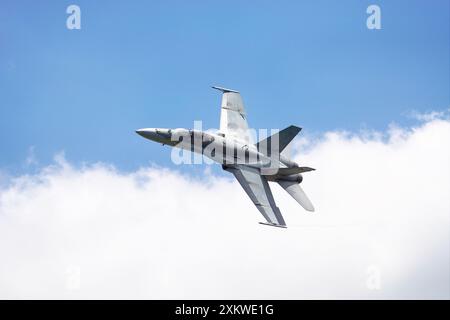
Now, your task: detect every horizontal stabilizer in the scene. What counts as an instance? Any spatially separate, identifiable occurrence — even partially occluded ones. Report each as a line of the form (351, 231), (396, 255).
(256, 125), (301, 156)
(278, 180), (315, 212)
(261, 166), (315, 176)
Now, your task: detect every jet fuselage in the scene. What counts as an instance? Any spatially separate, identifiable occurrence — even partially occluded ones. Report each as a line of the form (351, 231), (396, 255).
(135, 127), (297, 172)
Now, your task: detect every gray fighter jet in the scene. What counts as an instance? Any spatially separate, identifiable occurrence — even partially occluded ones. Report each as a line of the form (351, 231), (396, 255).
(136, 86), (315, 228)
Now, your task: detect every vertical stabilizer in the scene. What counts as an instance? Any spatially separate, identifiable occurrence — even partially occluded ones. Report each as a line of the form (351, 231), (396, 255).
(256, 125), (301, 156)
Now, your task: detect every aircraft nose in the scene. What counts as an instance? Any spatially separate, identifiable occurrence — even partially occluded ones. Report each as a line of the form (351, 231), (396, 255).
(135, 128), (156, 139)
(135, 128), (145, 135)
(135, 128), (147, 137)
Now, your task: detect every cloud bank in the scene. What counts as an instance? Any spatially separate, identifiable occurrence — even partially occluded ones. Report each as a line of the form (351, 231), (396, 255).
(0, 116), (449, 299)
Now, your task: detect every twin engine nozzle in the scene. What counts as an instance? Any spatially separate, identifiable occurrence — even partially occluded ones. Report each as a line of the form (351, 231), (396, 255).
(278, 173), (303, 183)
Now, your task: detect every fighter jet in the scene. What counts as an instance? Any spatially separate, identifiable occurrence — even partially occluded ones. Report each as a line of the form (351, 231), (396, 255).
(136, 86), (315, 228)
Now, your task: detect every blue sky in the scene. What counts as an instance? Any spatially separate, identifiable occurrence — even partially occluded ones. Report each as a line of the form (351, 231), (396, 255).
(0, 0), (448, 173)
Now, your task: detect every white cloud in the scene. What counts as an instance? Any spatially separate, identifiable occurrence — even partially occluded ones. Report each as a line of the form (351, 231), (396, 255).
(407, 109), (450, 122)
(0, 116), (449, 299)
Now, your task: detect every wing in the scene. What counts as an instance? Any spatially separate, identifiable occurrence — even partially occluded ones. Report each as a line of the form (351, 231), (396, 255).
(212, 86), (254, 144)
(225, 165), (286, 227)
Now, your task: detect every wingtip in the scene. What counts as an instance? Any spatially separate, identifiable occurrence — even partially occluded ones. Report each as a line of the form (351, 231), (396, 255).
(211, 85), (239, 93)
(259, 222), (288, 229)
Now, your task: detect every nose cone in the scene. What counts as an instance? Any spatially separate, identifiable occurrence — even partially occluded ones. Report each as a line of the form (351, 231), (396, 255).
(135, 128), (160, 142)
(135, 128), (172, 144)
(135, 128), (152, 138)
